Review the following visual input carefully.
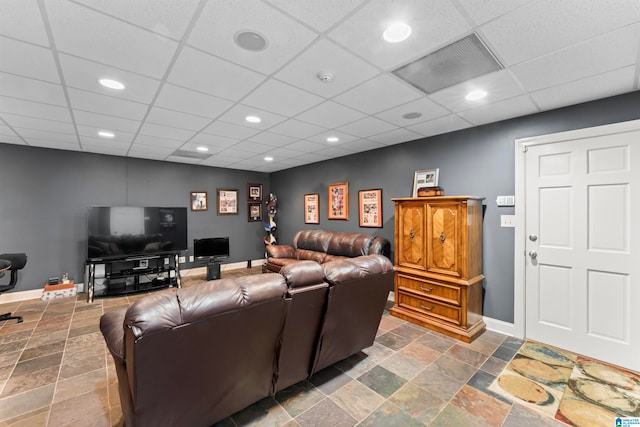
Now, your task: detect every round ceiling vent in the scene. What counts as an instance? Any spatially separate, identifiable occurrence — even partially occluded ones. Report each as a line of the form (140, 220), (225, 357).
(317, 72), (334, 83)
(234, 30), (268, 52)
(402, 112), (422, 120)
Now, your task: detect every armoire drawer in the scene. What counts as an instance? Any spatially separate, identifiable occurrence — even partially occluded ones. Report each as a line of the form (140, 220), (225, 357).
(396, 274), (461, 306)
(397, 291), (462, 326)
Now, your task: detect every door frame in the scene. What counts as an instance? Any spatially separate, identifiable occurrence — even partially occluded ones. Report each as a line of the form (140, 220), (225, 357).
(513, 119), (640, 340)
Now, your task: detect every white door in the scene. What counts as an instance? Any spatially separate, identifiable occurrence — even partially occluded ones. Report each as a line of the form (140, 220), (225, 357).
(524, 122), (639, 371)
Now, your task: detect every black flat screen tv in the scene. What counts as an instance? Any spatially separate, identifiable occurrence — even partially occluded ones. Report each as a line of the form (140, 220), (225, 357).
(87, 206), (188, 261)
(193, 237), (230, 260)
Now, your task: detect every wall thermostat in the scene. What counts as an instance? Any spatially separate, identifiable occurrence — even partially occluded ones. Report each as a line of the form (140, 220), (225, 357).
(496, 195), (515, 207)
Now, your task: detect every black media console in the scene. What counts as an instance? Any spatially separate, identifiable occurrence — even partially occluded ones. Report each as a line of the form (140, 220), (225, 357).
(85, 253), (181, 302)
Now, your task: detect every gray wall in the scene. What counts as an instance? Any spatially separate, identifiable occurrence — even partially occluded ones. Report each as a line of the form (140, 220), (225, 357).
(270, 91), (640, 323)
(0, 145), (269, 292)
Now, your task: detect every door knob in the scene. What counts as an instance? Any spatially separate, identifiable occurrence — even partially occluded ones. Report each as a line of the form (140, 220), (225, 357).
(529, 234), (538, 242)
(529, 250), (537, 259)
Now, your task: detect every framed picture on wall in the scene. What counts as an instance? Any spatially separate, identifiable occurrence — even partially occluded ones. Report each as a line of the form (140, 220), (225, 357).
(217, 188), (238, 215)
(412, 168), (439, 197)
(247, 183), (262, 201)
(190, 191), (208, 211)
(328, 182), (348, 220)
(248, 202), (262, 222)
(358, 189), (382, 228)
(304, 193), (319, 224)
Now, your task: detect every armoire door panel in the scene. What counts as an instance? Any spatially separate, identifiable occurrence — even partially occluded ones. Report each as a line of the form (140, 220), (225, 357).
(397, 203), (427, 271)
(427, 203), (461, 277)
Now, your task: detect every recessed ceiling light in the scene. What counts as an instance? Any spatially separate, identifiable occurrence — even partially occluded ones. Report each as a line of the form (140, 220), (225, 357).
(326, 136), (339, 143)
(264, 156), (274, 162)
(234, 30), (268, 52)
(98, 78), (125, 90)
(465, 89), (487, 101)
(245, 115), (261, 123)
(196, 146), (209, 152)
(383, 22), (411, 43)
(402, 112), (422, 120)
(97, 130), (115, 138)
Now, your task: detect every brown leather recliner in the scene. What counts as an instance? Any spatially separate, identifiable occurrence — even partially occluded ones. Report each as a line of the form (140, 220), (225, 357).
(265, 229), (391, 273)
(100, 254), (395, 427)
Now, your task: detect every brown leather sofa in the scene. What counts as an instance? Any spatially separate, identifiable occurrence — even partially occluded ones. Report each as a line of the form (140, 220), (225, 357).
(100, 254), (395, 427)
(265, 229), (390, 273)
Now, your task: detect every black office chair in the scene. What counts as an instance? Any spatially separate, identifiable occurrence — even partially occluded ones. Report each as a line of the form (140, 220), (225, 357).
(0, 253), (27, 324)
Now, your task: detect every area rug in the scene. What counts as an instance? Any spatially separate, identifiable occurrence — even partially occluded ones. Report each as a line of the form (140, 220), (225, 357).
(488, 340), (640, 426)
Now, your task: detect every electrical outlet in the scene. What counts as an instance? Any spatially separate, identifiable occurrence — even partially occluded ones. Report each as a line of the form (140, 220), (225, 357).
(501, 215), (515, 228)
(189, 256), (194, 262)
(178, 256), (186, 263)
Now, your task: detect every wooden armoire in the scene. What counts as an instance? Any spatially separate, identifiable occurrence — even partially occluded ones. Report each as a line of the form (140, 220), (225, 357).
(390, 196), (485, 342)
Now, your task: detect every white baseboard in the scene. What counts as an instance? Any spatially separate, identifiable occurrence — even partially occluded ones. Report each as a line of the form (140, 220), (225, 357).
(483, 316), (515, 337)
(0, 288), (43, 304)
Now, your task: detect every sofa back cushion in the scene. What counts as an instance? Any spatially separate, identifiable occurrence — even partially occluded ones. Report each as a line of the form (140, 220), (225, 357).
(292, 229), (390, 259)
(292, 229), (330, 253)
(123, 275), (287, 427)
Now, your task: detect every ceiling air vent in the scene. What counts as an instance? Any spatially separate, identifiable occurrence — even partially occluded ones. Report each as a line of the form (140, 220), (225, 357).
(171, 149), (212, 160)
(392, 33), (503, 94)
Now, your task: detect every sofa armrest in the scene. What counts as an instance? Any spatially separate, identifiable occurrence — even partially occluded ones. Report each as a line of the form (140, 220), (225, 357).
(100, 307), (128, 364)
(266, 244), (295, 259)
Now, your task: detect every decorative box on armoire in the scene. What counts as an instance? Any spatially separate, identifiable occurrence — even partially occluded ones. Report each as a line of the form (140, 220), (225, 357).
(390, 196), (485, 343)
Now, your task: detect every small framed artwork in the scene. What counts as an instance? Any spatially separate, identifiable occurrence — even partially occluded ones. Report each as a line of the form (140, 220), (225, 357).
(328, 182), (348, 220)
(190, 191), (208, 211)
(412, 168), (439, 197)
(359, 189), (383, 228)
(247, 183), (262, 201)
(304, 193), (319, 224)
(217, 188), (238, 215)
(248, 202), (262, 222)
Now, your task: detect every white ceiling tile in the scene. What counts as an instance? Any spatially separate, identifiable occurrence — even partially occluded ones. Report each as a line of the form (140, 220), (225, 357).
(456, 0), (532, 26)
(295, 101), (366, 128)
(0, 96), (72, 122)
(328, 0), (471, 70)
(215, 147), (261, 160)
(46, 0), (178, 78)
(0, 0), (49, 45)
(306, 131), (359, 145)
(15, 127), (76, 142)
(217, 104), (288, 130)
(68, 88), (148, 120)
(59, 54), (161, 104)
(202, 121), (260, 140)
(268, 119), (327, 139)
(145, 107), (211, 131)
(25, 138), (80, 150)
(531, 66), (637, 111)
(406, 114), (472, 137)
(82, 144), (130, 156)
(261, 146), (307, 160)
(368, 128), (423, 145)
(1, 113), (75, 134)
(246, 132), (297, 147)
(128, 144), (174, 156)
(80, 138), (131, 152)
(0, 37), (59, 83)
(77, 125), (135, 143)
(228, 140), (271, 154)
(267, 0), (366, 32)
(188, 0), (317, 75)
(334, 74), (422, 115)
(374, 98), (449, 126)
(127, 151), (171, 161)
(74, 110), (141, 133)
(139, 122), (195, 141)
(155, 84), (233, 119)
(457, 94), (539, 125)
(0, 73), (66, 106)
(0, 135), (27, 145)
(338, 116), (396, 138)
(282, 140), (324, 153)
(511, 24), (640, 92)
(243, 80), (324, 117)
(312, 145), (352, 158)
(293, 152), (333, 163)
(164, 155), (201, 164)
(481, 0), (640, 65)
(275, 39), (381, 98)
(338, 138), (385, 153)
(0, 124), (17, 137)
(72, 0), (200, 40)
(168, 47), (265, 101)
(429, 70), (526, 113)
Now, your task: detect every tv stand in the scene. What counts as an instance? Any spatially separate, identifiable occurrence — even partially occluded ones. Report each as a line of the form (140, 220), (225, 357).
(85, 253), (181, 302)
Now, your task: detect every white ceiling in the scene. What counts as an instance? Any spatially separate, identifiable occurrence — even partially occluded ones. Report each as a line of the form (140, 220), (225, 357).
(1, 0), (639, 172)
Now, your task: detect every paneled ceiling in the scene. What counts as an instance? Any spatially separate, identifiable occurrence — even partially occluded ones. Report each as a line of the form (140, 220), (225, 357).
(1, 0), (639, 172)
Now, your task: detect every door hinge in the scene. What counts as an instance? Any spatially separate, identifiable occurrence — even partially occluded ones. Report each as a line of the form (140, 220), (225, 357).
(521, 145), (529, 153)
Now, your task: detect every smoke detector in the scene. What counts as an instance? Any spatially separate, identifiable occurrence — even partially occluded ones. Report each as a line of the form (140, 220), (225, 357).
(317, 72), (334, 83)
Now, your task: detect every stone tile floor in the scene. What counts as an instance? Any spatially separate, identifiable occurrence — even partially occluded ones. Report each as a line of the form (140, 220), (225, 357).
(0, 266), (609, 426)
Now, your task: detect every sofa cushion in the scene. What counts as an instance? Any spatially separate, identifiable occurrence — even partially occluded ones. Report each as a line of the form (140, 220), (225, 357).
(327, 232), (373, 257)
(292, 230), (330, 253)
(295, 249), (326, 263)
